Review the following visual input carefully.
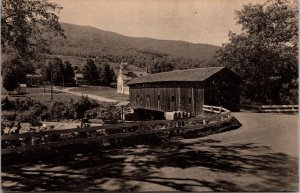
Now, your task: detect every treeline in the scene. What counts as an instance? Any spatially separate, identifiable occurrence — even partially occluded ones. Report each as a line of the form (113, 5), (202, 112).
(41, 58), (115, 86)
(81, 59), (115, 86)
(50, 48), (219, 71)
(41, 58), (76, 86)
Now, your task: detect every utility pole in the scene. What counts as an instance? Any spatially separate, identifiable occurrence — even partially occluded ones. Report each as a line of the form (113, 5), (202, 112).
(50, 62), (53, 101)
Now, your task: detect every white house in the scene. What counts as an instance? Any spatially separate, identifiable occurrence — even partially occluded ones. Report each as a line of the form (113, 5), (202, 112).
(13, 84), (27, 95)
(117, 62), (147, 95)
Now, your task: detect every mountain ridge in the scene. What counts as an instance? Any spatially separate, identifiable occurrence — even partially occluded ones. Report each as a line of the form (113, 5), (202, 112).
(48, 22), (220, 69)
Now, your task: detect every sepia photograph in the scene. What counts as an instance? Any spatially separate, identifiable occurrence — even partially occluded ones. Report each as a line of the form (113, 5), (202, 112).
(1, 0), (298, 192)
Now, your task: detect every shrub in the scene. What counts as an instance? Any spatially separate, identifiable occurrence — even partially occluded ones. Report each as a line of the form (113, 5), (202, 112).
(1, 97), (15, 111)
(2, 111), (17, 122)
(14, 97), (43, 111)
(16, 103), (47, 126)
(48, 102), (75, 121)
(98, 105), (121, 123)
(84, 107), (101, 119)
(73, 96), (100, 119)
(83, 104), (121, 123)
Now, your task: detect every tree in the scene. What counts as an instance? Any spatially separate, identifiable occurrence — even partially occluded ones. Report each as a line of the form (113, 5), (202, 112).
(149, 60), (174, 74)
(41, 61), (52, 83)
(1, 0), (65, 60)
(52, 58), (64, 86)
(2, 67), (19, 92)
(63, 61), (75, 85)
(99, 63), (115, 86)
(82, 59), (99, 85)
(41, 58), (64, 86)
(2, 56), (35, 91)
(216, 0), (298, 105)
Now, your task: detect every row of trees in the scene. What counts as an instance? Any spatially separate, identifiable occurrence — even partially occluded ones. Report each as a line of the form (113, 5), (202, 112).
(41, 59), (76, 86)
(82, 59), (115, 86)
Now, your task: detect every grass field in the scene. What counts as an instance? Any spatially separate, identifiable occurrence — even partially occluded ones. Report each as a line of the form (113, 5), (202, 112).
(1, 85), (127, 103)
(69, 86), (129, 101)
(1, 87), (83, 103)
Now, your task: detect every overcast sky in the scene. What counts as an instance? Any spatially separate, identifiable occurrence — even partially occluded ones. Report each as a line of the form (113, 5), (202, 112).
(55, 0), (264, 46)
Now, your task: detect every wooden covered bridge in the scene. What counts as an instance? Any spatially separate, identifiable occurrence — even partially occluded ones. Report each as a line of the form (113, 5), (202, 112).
(127, 67), (241, 118)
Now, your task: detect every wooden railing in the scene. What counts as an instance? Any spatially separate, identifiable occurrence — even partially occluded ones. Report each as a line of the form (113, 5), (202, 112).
(242, 105), (298, 113)
(203, 105), (231, 114)
(1, 111), (233, 155)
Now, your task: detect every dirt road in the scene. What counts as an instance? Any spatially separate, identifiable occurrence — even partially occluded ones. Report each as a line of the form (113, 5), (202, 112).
(2, 112), (298, 191)
(54, 87), (118, 103)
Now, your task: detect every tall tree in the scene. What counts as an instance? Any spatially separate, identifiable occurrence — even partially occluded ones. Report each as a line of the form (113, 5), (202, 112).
(41, 60), (52, 83)
(216, 0), (298, 105)
(44, 58), (64, 86)
(149, 60), (174, 74)
(63, 60), (75, 85)
(99, 63), (115, 85)
(82, 59), (99, 85)
(2, 56), (35, 91)
(1, 0), (65, 60)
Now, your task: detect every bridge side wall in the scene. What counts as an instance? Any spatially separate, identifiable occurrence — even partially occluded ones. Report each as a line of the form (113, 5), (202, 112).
(129, 82), (204, 116)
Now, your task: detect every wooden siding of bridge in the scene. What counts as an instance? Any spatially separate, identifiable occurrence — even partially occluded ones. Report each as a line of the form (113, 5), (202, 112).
(129, 82), (204, 116)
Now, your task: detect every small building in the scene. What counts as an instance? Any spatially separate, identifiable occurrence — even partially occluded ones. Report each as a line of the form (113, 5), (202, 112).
(75, 73), (86, 85)
(117, 62), (147, 95)
(13, 84), (27, 95)
(127, 67), (240, 117)
(26, 74), (43, 87)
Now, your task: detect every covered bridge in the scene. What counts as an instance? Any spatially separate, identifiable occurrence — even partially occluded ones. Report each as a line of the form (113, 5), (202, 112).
(127, 67), (240, 117)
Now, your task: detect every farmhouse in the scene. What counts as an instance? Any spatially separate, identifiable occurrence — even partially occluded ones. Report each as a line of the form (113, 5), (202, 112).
(26, 74), (43, 87)
(117, 62), (147, 95)
(127, 67), (240, 117)
(75, 73), (87, 85)
(13, 84), (27, 95)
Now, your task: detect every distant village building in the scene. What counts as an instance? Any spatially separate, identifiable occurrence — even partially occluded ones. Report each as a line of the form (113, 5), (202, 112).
(13, 84), (27, 95)
(117, 62), (147, 95)
(127, 67), (241, 117)
(75, 73), (85, 85)
(25, 69), (43, 87)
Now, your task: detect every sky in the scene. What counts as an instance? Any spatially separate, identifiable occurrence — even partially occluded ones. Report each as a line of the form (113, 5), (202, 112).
(55, 0), (264, 46)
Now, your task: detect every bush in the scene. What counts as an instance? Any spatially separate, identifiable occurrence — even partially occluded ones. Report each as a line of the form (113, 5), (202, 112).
(48, 101), (76, 121)
(73, 96), (100, 119)
(84, 105), (121, 123)
(84, 107), (101, 119)
(14, 97), (43, 111)
(2, 111), (17, 122)
(98, 105), (121, 123)
(1, 97), (15, 111)
(16, 103), (47, 126)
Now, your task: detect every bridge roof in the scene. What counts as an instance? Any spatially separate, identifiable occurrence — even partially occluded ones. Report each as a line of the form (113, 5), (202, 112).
(127, 66), (237, 85)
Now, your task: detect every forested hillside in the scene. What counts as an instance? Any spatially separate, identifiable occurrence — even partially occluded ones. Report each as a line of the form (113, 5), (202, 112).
(48, 23), (220, 70)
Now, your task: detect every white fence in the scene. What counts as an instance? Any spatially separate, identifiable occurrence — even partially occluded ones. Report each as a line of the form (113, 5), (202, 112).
(203, 105), (231, 114)
(242, 105), (298, 113)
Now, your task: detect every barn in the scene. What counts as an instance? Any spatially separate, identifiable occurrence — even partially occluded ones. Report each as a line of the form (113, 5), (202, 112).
(127, 67), (240, 117)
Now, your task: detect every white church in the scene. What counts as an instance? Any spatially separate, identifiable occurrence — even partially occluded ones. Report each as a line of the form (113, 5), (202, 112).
(117, 62), (147, 95)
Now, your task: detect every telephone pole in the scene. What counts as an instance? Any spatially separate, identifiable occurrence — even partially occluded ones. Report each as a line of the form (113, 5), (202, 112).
(50, 62), (53, 101)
